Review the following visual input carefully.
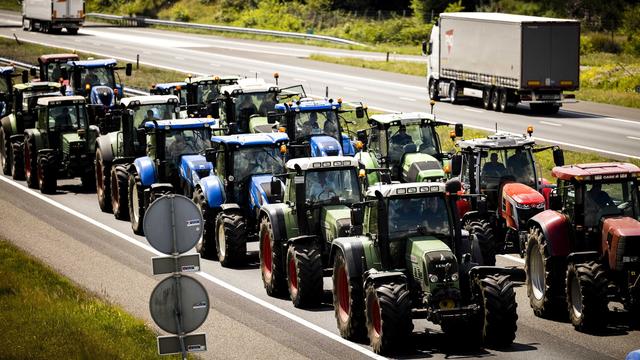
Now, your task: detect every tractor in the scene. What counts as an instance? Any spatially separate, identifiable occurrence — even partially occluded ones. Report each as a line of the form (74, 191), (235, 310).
(34, 53), (79, 82)
(94, 95), (181, 218)
(265, 97), (365, 159)
(150, 82), (188, 108)
(0, 66), (15, 117)
(1, 81), (64, 180)
(192, 132), (289, 267)
(257, 156), (364, 308)
(23, 96), (97, 193)
(126, 118), (216, 235)
(184, 75), (239, 117)
(525, 162), (640, 331)
(450, 129), (564, 265)
(330, 180), (519, 354)
(355, 112), (462, 185)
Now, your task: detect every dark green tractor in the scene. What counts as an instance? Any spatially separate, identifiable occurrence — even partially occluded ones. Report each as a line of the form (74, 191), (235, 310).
(330, 181), (519, 354)
(258, 156), (363, 308)
(23, 96), (97, 194)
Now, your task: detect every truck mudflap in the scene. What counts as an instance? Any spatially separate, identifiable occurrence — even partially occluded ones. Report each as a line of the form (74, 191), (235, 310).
(469, 265), (526, 282)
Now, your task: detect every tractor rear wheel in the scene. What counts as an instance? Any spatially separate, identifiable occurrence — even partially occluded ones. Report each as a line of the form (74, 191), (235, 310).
(193, 186), (217, 260)
(0, 127), (11, 175)
(365, 282), (413, 354)
(111, 165), (130, 220)
(37, 153), (57, 194)
(95, 149), (112, 212)
(24, 136), (38, 189)
(11, 140), (24, 180)
(128, 170), (146, 235)
(287, 242), (323, 308)
(259, 216), (286, 296)
(473, 274), (518, 347)
(465, 219), (496, 266)
(566, 262), (609, 331)
(215, 211), (247, 267)
(525, 227), (566, 318)
(332, 250), (366, 342)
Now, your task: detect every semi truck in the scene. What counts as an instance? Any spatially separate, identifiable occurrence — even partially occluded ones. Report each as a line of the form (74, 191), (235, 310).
(22, 0), (85, 35)
(423, 12), (580, 114)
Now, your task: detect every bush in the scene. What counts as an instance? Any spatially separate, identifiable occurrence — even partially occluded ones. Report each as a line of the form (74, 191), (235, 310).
(587, 33), (622, 53)
(580, 35), (594, 55)
(173, 5), (191, 22)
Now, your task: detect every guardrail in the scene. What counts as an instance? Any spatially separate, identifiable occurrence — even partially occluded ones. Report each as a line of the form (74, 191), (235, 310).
(86, 13), (366, 47)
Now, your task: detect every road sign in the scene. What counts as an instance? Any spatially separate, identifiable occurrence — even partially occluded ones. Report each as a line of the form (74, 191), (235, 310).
(157, 333), (207, 355)
(143, 195), (203, 254)
(152, 254), (201, 275)
(149, 275), (210, 334)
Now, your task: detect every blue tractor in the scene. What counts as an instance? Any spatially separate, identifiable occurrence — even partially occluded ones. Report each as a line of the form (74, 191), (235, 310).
(127, 118), (217, 235)
(193, 132), (289, 267)
(150, 82), (188, 108)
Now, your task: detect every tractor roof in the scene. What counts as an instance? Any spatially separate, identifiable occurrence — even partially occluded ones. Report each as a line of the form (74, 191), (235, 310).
(0, 66), (14, 75)
(37, 95), (85, 106)
(38, 53), (80, 64)
(275, 98), (341, 112)
(68, 59), (117, 68)
(366, 182), (446, 198)
(456, 132), (535, 150)
(144, 118), (217, 129)
(211, 132), (289, 147)
(153, 82), (186, 90)
(14, 82), (61, 91)
(369, 112), (435, 126)
(188, 75), (239, 84)
(220, 78), (278, 95)
(552, 162), (640, 182)
(286, 156), (358, 171)
(121, 95), (179, 107)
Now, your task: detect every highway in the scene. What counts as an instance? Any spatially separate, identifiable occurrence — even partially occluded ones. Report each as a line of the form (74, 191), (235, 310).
(0, 10), (639, 359)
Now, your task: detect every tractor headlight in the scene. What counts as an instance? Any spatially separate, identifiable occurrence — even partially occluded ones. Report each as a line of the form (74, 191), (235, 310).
(428, 274), (439, 283)
(450, 273), (459, 282)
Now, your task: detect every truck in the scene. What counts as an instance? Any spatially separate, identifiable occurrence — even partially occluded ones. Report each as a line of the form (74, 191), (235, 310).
(424, 12), (579, 114)
(22, 0), (85, 35)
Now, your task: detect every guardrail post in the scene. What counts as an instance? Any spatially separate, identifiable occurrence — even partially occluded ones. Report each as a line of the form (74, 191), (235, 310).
(136, 54), (140, 69)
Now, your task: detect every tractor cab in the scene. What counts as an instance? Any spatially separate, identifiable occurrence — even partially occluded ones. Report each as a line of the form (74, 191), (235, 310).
(35, 96), (90, 148)
(0, 66), (14, 117)
(6, 82), (63, 128)
(65, 58), (132, 107)
(184, 75), (239, 117)
(36, 53), (80, 83)
(150, 82), (188, 107)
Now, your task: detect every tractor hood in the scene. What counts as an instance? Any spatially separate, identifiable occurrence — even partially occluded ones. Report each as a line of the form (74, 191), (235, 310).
(180, 154), (212, 187)
(321, 205), (352, 243)
(406, 237), (459, 292)
(602, 217), (640, 238)
(601, 216), (640, 271)
(402, 153), (444, 182)
(310, 135), (343, 157)
(249, 174), (284, 210)
(502, 183), (545, 206)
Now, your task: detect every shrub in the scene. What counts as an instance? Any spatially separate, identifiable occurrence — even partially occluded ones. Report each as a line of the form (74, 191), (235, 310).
(588, 32), (622, 53)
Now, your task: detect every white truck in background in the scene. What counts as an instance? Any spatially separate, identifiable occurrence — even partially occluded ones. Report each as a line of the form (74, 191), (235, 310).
(423, 12), (580, 114)
(22, 0), (85, 35)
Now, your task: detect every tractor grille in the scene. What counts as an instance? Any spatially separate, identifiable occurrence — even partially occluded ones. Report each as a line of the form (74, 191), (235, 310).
(425, 251), (458, 283)
(619, 236), (640, 269)
(516, 207), (543, 226)
(325, 149), (340, 156)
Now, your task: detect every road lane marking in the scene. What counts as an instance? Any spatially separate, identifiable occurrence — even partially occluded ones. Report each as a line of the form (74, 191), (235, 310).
(399, 97), (416, 102)
(293, 78), (307, 82)
(540, 121), (562, 127)
(0, 175), (383, 360)
(606, 117), (640, 125)
(628, 136), (640, 141)
(463, 108), (483, 113)
(343, 87), (358, 92)
(175, 56), (185, 60)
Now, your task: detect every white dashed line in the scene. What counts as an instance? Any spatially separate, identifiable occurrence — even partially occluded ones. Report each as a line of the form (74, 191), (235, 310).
(463, 108), (483, 113)
(628, 136), (640, 141)
(399, 97), (416, 102)
(209, 63), (220, 67)
(606, 117), (640, 125)
(540, 121), (562, 127)
(343, 87), (358, 92)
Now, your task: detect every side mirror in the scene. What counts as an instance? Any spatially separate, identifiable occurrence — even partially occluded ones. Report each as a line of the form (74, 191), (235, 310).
(553, 148), (564, 167)
(450, 154), (462, 176)
(455, 123), (463, 137)
(355, 106), (365, 119)
(270, 177), (282, 199)
(30, 67), (37, 77)
(421, 40), (428, 56)
(350, 205), (365, 236)
(205, 148), (217, 164)
(267, 111), (279, 124)
(21, 70), (28, 84)
(356, 129), (367, 145)
(125, 63), (133, 76)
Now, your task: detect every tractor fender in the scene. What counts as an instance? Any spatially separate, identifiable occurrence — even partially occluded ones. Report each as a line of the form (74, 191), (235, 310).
(249, 174), (277, 212)
(198, 175), (225, 209)
(95, 136), (114, 163)
(341, 134), (355, 156)
(133, 156), (157, 187)
(180, 154), (210, 188)
(330, 237), (366, 280)
(364, 269), (406, 288)
(112, 156), (134, 166)
(460, 210), (484, 224)
(310, 135), (343, 157)
(527, 210), (571, 257)
(567, 251), (599, 265)
(37, 148), (56, 157)
(287, 235), (317, 246)
(24, 129), (44, 149)
(259, 204), (289, 244)
(9, 133), (24, 144)
(1, 116), (12, 137)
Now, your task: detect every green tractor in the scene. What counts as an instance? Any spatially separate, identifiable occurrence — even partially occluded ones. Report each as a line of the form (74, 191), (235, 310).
(0, 66), (15, 117)
(1, 81), (64, 180)
(23, 96), (97, 193)
(331, 180), (519, 354)
(355, 112), (462, 185)
(184, 74), (239, 117)
(258, 156), (363, 308)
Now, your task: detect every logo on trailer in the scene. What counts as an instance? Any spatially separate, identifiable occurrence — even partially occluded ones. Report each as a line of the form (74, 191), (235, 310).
(445, 29), (454, 55)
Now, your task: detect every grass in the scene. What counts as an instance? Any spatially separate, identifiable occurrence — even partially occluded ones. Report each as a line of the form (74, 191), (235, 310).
(309, 54), (425, 76)
(0, 239), (175, 359)
(0, 0), (20, 11)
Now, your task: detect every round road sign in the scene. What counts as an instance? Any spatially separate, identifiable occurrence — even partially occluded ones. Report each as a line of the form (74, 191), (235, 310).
(143, 194), (203, 255)
(149, 275), (210, 334)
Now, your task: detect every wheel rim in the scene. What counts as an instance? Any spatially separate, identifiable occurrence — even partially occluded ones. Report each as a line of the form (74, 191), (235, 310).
(483, 90), (491, 107)
(570, 273), (583, 318)
(371, 295), (382, 337)
(449, 84), (455, 101)
(132, 181), (140, 223)
(288, 255), (298, 295)
(217, 221), (226, 258)
(337, 265), (350, 322)
(111, 172), (119, 209)
(261, 230), (272, 279)
(96, 155), (104, 195)
(24, 144), (31, 179)
(429, 80), (436, 99)
(529, 243), (545, 301)
(492, 90), (499, 108)
(500, 91), (507, 110)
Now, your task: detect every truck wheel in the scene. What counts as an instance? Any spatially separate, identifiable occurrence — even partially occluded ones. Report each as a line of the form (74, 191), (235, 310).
(525, 227), (566, 318)
(215, 212), (247, 267)
(428, 78), (440, 101)
(464, 219), (496, 266)
(286, 242), (323, 308)
(193, 186), (217, 260)
(259, 216), (287, 296)
(332, 250), (366, 341)
(95, 149), (112, 212)
(365, 282), (413, 354)
(111, 165), (130, 220)
(37, 153), (57, 194)
(491, 87), (500, 111)
(498, 88), (509, 112)
(0, 127), (11, 175)
(566, 262), (608, 331)
(482, 87), (493, 110)
(67, 28), (78, 35)
(128, 170), (145, 235)
(24, 136), (38, 189)
(473, 274), (518, 347)
(448, 81), (458, 104)
(11, 141), (24, 180)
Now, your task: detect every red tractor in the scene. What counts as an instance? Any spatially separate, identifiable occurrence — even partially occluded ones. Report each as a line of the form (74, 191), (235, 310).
(525, 162), (640, 331)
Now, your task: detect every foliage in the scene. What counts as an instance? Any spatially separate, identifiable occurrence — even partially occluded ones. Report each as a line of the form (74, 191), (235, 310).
(444, 0), (465, 13)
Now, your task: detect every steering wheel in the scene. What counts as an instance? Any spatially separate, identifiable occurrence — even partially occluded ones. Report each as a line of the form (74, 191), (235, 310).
(617, 201), (631, 211)
(317, 189), (337, 200)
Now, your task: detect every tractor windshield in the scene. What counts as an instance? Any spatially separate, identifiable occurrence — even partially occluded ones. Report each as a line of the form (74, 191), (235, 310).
(165, 128), (211, 162)
(305, 168), (361, 206)
(196, 82), (219, 104)
(388, 195), (450, 241)
(0, 76), (9, 93)
(45, 62), (72, 82)
(233, 146), (284, 181)
(236, 91), (278, 122)
(132, 104), (177, 127)
(294, 110), (340, 140)
(23, 90), (61, 111)
(391, 123), (439, 157)
(47, 104), (87, 132)
(479, 148), (536, 207)
(583, 180), (640, 227)
(80, 67), (115, 88)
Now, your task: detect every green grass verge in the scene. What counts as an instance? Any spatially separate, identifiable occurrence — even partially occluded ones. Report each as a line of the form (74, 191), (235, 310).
(0, 239), (173, 359)
(0, 0), (20, 11)
(309, 54), (426, 77)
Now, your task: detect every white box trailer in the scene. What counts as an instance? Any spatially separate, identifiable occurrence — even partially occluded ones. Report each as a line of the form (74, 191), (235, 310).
(22, 0), (85, 35)
(424, 12), (580, 114)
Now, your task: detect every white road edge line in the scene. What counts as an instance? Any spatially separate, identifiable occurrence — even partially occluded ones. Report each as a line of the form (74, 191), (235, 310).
(628, 136), (640, 141)
(539, 121), (562, 127)
(0, 175), (384, 360)
(399, 97), (417, 102)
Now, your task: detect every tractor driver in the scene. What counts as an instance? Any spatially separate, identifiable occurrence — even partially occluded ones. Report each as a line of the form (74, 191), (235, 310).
(54, 107), (74, 130)
(258, 93), (276, 116)
(83, 70), (99, 88)
(389, 198), (419, 232)
(323, 114), (339, 138)
(482, 152), (506, 177)
(144, 109), (160, 122)
(168, 133), (194, 160)
(585, 183), (614, 226)
(239, 95), (258, 121)
(390, 125), (413, 147)
(423, 197), (447, 233)
(302, 112), (320, 136)
(308, 171), (336, 201)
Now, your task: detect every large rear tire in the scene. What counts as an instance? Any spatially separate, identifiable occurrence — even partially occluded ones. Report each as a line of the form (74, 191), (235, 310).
(128, 170), (145, 235)
(464, 219), (496, 266)
(24, 135), (38, 189)
(473, 274), (518, 347)
(525, 227), (566, 318)
(365, 282), (413, 354)
(566, 262), (609, 331)
(332, 250), (366, 342)
(37, 153), (57, 194)
(215, 212), (247, 267)
(95, 149), (112, 212)
(193, 186), (217, 260)
(286, 242), (323, 308)
(0, 127), (11, 175)
(111, 164), (130, 220)
(259, 216), (286, 296)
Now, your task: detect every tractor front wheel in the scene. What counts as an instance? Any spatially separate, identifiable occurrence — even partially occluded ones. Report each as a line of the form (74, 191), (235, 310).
(473, 274), (518, 347)
(111, 164), (130, 220)
(193, 186), (217, 260)
(95, 149), (112, 212)
(525, 227), (566, 318)
(332, 250), (366, 342)
(24, 136), (38, 189)
(128, 170), (146, 235)
(566, 262), (609, 331)
(286, 242), (323, 308)
(37, 153), (57, 194)
(365, 282), (413, 354)
(11, 140), (24, 180)
(259, 216), (286, 296)
(215, 211), (247, 267)
(465, 219), (496, 266)
(0, 127), (11, 175)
